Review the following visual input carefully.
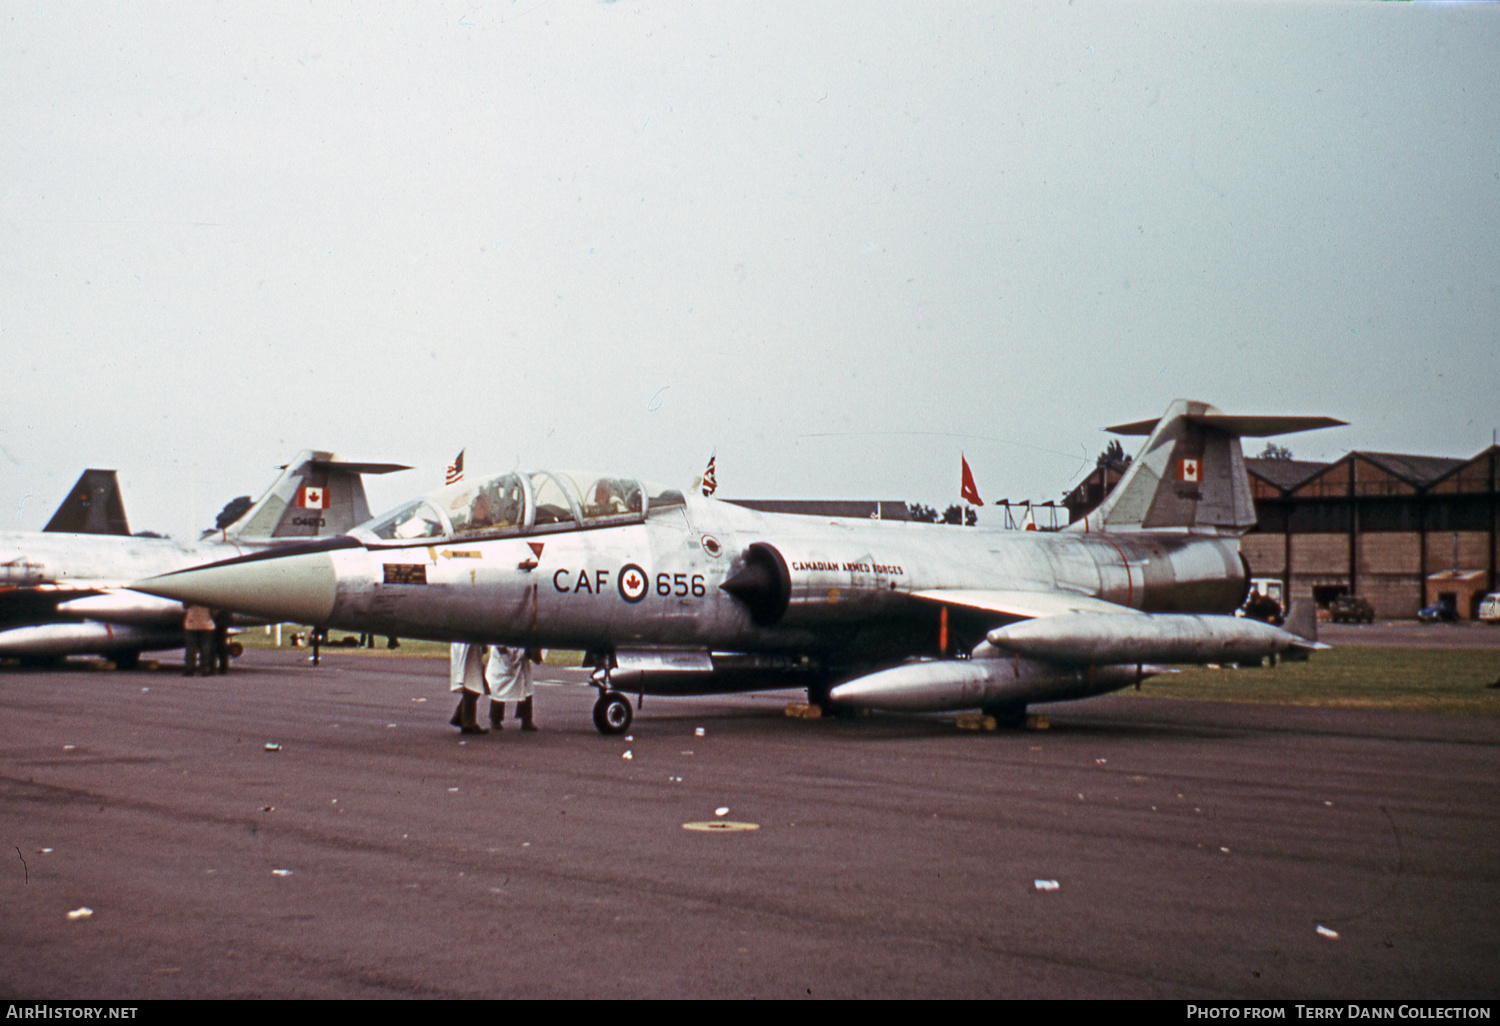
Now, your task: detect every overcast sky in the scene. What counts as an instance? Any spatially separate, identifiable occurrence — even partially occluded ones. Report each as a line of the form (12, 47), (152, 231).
(2, 1), (1496, 539)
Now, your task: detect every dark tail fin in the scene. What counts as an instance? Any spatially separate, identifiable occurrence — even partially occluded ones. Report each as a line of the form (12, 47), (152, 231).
(1284, 598), (1318, 644)
(44, 470), (131, 535)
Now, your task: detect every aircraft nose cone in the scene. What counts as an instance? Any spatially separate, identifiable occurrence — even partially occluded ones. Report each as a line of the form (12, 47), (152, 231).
(132, 539), (358, 625)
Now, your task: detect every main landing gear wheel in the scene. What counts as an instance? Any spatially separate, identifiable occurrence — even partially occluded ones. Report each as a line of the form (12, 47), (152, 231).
(981, 702), (1028, 729)
(593, 691), (633, 735)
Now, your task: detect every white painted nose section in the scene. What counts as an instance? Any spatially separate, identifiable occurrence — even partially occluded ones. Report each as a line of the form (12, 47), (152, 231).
(133, 548), (343, 625)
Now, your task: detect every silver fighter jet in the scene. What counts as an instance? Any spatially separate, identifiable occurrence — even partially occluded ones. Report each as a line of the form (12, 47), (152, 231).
(0, 453), (408, 666)
(133, 401), (1340, 731)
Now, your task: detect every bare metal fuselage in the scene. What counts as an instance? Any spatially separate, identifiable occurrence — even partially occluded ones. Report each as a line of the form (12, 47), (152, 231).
(0, 533), (251, 657)
(130, 401), (1334, 725)
(0, 531), (248, 589)
(313, 498), (1245, 677)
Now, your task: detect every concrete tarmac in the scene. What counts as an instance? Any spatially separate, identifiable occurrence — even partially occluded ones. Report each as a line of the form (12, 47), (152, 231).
(3, 650), (1497, 1000)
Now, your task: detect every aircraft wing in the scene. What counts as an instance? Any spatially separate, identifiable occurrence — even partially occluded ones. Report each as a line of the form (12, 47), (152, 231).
(911, 587), (1320, 669)
(910, 589), (1142, 621)
(0, 582), (108, 627)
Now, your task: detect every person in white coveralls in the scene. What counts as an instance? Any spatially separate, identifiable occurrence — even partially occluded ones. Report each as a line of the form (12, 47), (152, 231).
(487, 645), (539, 731)
(448, 642), (488, 735)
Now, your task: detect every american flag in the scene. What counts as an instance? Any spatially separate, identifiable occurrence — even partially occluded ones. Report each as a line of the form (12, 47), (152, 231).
(701, 453), (717, 496)
(446, 450), (465, 486)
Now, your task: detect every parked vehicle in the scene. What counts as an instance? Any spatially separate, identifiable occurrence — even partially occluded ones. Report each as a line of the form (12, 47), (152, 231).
(1329, 595), (1375, 624)
(1477, 593), (1499, 624)
(1417, 599), (1458, 624)
(1240, 590), (1284, 625)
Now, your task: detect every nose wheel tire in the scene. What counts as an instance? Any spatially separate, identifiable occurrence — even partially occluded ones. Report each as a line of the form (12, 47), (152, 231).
(593, 691), (633, 735)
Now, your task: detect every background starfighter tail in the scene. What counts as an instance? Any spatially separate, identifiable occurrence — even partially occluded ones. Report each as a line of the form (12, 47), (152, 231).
(1072, 400), (1344, 536)
(208, 452), (409, 543)
(43, 470), (131, 536)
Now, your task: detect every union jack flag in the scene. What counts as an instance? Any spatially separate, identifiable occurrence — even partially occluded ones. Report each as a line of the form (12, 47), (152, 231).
(701, 453), (717, 497)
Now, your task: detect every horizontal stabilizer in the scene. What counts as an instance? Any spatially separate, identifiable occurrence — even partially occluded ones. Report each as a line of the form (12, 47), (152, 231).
(1074, 400), (1343, 536)
(1106, 415), (1346, 437)
(214, 451), (411, 542)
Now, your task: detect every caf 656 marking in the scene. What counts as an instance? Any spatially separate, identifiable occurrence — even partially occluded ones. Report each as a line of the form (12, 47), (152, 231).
(135, 402), (1341, 734)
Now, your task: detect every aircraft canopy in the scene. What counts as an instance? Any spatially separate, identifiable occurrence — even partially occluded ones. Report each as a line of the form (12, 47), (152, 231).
(354, 470), (685, 545)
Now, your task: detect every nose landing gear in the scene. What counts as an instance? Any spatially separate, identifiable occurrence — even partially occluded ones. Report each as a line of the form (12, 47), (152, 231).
(592, 691), (633, 734)
(589, 664), (634, 735)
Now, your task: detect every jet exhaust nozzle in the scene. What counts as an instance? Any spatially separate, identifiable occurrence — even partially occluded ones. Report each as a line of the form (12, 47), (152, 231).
(720, 543), (791, 626)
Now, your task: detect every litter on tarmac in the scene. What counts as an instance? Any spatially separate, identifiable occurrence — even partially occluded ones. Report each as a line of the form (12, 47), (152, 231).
(1034, 880), (1060, 892)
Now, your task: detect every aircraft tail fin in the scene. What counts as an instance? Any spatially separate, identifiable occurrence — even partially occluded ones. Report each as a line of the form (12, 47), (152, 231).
(206, 452), (410, 543)
(44, 470), (131, 535)
(1284, 597), (1318, 645)
(1069, 400), (1343, 536)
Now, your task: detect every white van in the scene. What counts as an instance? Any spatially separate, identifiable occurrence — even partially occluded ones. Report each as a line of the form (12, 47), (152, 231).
(1479, 593), (1500, 624)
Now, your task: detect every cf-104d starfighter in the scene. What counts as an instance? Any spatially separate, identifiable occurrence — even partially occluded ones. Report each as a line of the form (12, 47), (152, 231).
(134, 401), (1341, 732)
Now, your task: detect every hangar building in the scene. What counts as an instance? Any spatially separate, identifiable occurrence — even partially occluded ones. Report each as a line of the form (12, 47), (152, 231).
(1066, 447), (1500, 620)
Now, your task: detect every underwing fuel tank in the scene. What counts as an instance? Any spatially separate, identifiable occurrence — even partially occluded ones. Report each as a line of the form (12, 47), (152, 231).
(828, 654), (1158, 712)
(55, 592), (193, 626)
(0, 622), (181, 657)
(986, 613), (1320, 665)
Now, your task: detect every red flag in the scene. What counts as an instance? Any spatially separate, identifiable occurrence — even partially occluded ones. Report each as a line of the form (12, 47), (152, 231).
(960, 455), (982, 506)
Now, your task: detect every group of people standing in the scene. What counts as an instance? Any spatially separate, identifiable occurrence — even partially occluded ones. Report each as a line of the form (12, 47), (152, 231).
(182, 604), (232, 676)
(449, 642), (539, 734)
(184, 599), (538, 733)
